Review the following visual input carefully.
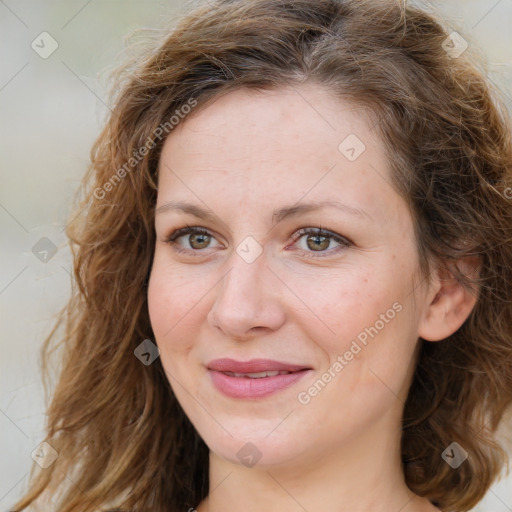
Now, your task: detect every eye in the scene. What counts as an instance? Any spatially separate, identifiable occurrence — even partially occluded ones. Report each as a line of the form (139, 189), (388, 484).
(290, 227), (352, 257)
(164, 225), (352, 258)
(165, 225), (222, 254)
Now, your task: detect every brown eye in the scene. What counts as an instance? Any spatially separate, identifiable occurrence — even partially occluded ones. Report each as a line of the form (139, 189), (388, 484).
(292, 227), (352, 258)
(167, 226), (221, 254)
(189, 232), (211, 249)
(306, 233), (330, 251)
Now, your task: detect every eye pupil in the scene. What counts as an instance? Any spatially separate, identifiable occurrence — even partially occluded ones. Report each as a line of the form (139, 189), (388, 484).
(307, 234), (329, 251)
(190, 233), (210, 249)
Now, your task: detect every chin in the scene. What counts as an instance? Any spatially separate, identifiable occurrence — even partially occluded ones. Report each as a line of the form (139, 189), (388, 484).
(191, 413), (313, 469)
(210, 436), (306, 469)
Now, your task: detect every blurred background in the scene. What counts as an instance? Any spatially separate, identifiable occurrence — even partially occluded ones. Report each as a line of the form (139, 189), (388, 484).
(1, 0), (511, 510)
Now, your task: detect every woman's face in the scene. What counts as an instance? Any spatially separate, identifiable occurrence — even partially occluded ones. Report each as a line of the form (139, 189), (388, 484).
(148, 85), (431, 468)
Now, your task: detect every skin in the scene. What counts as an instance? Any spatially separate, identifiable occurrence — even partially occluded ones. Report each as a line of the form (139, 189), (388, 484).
(148, 84), (477, 512)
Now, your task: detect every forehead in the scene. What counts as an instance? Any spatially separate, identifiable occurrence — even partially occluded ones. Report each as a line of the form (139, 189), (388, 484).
(163, 85), (375, 161)
(156, 85), (402, 225)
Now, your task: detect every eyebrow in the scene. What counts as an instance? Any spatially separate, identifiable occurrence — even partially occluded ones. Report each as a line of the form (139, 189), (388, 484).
(155, 200), (370, 224)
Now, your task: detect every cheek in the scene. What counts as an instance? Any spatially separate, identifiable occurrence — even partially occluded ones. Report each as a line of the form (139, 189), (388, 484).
(288, 263), (391, 349)
(291, 258), (419, 385)
(147, 254), (208, 353)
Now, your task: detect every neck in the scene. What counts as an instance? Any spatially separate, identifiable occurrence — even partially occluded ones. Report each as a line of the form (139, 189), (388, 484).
(196, 414), (438, 512)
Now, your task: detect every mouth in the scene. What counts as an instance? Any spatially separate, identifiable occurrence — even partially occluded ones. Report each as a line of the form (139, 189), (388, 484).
(221, 370), (296, 379)
(207, 358), (312, 399)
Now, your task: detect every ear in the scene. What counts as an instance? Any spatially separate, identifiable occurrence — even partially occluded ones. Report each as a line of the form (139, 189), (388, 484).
(418, 257), (480, 342)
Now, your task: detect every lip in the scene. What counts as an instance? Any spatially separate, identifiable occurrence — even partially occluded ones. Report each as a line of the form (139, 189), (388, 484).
(207, 358), (312, 399)
(207, 358), (311, 373)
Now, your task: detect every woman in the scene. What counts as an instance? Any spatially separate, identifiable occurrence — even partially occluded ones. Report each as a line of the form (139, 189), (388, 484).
(13, 0), (512, 511)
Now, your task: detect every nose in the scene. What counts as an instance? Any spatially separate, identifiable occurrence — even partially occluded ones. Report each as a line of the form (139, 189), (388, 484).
(207, 248), (287, 341)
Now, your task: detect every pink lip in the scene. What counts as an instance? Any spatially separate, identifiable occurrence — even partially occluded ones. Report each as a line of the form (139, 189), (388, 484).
(207, 358), (312, 399)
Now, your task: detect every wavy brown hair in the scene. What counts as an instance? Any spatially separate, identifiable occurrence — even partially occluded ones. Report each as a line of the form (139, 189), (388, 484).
(13, 0), (512, 511)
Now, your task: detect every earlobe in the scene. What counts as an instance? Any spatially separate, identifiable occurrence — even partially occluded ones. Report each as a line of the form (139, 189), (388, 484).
(418, 258), (480, 342)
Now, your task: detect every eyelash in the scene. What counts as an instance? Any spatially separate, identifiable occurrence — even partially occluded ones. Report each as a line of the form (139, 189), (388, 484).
(164, 225), (352, 259)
